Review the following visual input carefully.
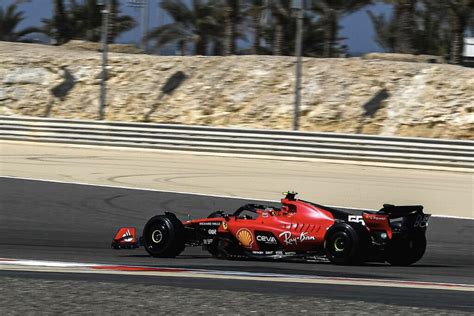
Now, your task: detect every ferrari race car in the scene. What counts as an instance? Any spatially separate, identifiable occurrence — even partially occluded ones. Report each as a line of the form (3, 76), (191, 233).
(112, 192), (430, 265)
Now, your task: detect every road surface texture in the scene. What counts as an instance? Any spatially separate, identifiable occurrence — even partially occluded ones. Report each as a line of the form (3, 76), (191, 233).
(0, 177), (472, 314)
(1, 141), (472, 217)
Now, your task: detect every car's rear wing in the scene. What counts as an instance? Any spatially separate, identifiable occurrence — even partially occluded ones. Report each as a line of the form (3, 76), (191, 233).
(362, 204), (430, 240)
(377, 204), (424, 218)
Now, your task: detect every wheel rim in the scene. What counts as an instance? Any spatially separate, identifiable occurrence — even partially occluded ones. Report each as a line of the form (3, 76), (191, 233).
(152, 229), (163, 244)
(146, 222), (169, 253)
(334, 237), (346, 252)
(327, 231), (352, 259)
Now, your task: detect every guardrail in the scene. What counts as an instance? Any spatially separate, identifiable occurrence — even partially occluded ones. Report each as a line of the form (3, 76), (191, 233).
(1, 116), (473, 169)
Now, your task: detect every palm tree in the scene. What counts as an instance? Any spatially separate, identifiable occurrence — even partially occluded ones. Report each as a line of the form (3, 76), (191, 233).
(375, 0), (418, 54)
(108, 0), (136, 43)
(416, 1), (450, 56)
(300, 15), (326, 56)
(448, 0), (474, 64)
(59, 0), (102, 41)
(312, 0), (373, 57)
(265, 0), (292, 55)
(221, 0), (241, 55)
(244, 0), (266, 54)
(369, 1), (451, 56)
(369, 0), (474, 64)
(40, 0), (101, 42)
(0, 4), (41, 42)
(52, 0), (71, 44)
(367, 10), (398, 52)
(42, 0), (135, 44)
(145, 0), (219, 55)
(394, 0), (417, 54)
(259, 1), (326, 56)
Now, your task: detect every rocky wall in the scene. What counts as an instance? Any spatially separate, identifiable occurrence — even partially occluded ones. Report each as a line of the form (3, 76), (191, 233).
(0, 42), (472, 139)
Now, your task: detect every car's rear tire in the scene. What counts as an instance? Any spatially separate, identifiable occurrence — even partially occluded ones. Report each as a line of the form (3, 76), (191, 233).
(384, 233), (426, 266)
(143, 214), (185, 258)
(325, 222), (369, 265)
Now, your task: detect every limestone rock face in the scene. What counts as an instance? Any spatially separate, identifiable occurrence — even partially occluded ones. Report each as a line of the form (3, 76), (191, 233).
(3, 68), (51, 85)
(363, 53), (446, 64)
(0, 42), (472, 139)
(62, 40), (144, 54)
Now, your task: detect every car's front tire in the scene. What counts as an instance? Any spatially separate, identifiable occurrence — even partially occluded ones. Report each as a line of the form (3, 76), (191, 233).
(324, 222), (369, 265)
(384, 233), (426, 266)
(142, 214), (185, 258)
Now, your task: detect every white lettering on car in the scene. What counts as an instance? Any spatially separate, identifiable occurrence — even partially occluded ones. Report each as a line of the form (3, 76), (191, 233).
(198, 222), (222, 226)
(365, 215), (387, 221)
(203, 239), (213, 245)
(278, 231), (316, 245)
(256, 235), (277, 244)
(414, 214), (430, 228)
(348, 215), (365, 225)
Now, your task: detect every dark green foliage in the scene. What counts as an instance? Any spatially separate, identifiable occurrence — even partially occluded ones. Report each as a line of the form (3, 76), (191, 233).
(261, 11), (325, 56)
(52, 0), (71, 44)
(244, 0), (266, 54)
(448, 0), (474, 64)
(145, 0), (221, 55)
(266, 0), (292, 55)
(0, 4), (41, 42)
(369, 1), (445, 55)
(416, 1), (450, 56)
(368, 1), (474, 64)
(367, 10), (397, 52)
(311, 0), (374, 57)
(41, 0), (136, 44)
(146, 0), (369, 57)
(8, 0), (471, 61)
(221, 0), (242, 55)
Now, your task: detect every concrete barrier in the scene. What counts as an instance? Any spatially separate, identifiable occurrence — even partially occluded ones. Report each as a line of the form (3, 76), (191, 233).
(1, 115), (473, 170)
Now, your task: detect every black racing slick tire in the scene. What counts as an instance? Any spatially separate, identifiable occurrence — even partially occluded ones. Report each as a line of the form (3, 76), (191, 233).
(324, 222), (370, 265)
(142, 214), (185, 258)
(384, 233), (426, 266)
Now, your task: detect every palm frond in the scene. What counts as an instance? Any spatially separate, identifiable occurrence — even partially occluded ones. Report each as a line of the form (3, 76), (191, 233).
(145, 23), (194, 48)
(114, 15), (137, 34)
(367, 10), (397, 52)
(0, 4), (27, 41)
(160, 0), (194, 25)
(15, 26), (43, 38)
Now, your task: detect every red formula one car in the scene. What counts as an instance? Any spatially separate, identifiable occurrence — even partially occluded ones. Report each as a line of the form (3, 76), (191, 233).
(112, 192), (430, 265)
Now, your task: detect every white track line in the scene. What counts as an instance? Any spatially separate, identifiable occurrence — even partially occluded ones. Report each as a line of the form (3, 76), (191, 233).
(1, 175), (472, 220)
(1, 258), (472, 292)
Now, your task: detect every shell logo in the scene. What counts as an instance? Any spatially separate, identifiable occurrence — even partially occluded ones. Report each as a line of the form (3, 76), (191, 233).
(236, 228), (253, 248)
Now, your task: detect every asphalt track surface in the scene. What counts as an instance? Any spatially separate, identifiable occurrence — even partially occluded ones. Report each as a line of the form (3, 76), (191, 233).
(2, 141), (473, 218)
(1, 177), (473, 313)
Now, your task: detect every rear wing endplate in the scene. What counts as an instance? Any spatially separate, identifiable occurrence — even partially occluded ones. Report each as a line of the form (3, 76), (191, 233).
(378, 204), (424, 217)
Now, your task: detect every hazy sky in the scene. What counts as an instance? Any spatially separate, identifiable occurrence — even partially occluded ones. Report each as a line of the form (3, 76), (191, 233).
(2, 0), (392, 53)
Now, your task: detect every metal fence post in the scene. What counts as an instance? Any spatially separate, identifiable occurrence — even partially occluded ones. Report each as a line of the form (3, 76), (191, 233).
(293, 5), (304, 130)
(99, 0), (110, 120)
